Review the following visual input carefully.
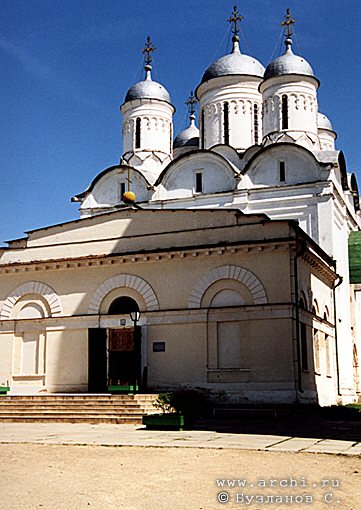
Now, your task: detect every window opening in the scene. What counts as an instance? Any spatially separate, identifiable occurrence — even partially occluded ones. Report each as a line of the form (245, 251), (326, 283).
(135, 117), (141, 149)
(223, 102), (229, 145)
(195, 171), (203, 193)
(282, 95), (288, 129)
(120, 182), (126, 200)
(279, 161), (286, 182)
(201, 109), (205, 149)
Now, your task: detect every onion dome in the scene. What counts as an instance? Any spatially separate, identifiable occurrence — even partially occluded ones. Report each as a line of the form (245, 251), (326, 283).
(123, 36), (172, 105)
(264, 37), (315, 80)
(200, 35), (265, 84)
(174, 92), (199, 148)
(124, 73), (171, 104)
(174, 120), (199, 149)
(317, 112), (333, 131)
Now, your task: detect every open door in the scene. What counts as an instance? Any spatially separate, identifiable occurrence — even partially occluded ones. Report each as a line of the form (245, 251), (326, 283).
(88, 328), (108, 393)
(88, 327), (142, 393)
(108, 327), (141, 389)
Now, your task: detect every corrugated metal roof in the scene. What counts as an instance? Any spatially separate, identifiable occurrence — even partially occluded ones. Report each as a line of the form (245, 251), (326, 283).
(349, 231), (361, 283)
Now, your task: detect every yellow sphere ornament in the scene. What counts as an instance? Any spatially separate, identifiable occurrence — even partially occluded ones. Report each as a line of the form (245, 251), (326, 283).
(122, 191), (136, 204)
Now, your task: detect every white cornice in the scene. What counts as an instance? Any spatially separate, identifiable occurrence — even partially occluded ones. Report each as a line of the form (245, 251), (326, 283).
(0, 239), (295, 275)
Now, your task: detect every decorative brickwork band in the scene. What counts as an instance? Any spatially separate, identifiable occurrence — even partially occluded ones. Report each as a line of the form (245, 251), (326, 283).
(0, 281), (62, 319)
(88, 274), (159, 314)
(188, 265), (267, 308)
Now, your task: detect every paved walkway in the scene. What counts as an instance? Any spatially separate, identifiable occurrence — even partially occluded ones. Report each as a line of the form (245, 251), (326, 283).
(0, 421), (360, 456)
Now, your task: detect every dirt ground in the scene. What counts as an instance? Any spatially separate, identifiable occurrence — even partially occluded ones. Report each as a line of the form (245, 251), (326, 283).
(0, 444), (359, 510)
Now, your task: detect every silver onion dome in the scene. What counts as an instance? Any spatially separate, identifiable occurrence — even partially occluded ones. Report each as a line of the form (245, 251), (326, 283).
(200, 37), (265, 84)
(174, 119), (199, 148)
(317, 112), (333, 131)
(264, 37), (315, 80)
(124, 71), (172, 104)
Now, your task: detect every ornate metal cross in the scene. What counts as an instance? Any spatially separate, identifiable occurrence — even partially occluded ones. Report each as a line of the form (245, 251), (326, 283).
(185, 91), (198, 117)
(281, 8), (296, 37)
(142, 36), (156, 65)
(227, 5), (244, 35)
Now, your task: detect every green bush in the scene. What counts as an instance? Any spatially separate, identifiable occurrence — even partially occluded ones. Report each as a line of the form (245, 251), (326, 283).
(154, 392), (177, 414)
(154, 389), (210, 419)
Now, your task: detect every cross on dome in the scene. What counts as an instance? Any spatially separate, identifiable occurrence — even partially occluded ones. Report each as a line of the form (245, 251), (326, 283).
(142, 36), (156, 76)
(282, 8), (296, 38)
(185, 91), (198, 121)
(227, 5), (244, 37)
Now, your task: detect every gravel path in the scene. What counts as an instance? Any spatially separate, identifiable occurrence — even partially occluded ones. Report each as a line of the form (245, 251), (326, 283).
(0, 443), (359, 509)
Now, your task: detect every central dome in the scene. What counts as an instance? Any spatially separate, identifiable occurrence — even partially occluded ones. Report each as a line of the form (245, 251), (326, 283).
(200, 40), (265, 84)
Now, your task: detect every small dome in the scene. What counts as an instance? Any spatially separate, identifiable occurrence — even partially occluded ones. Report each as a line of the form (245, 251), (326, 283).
(264, 38), (315, 81)
(174, 121), (199, 148)
(317, 112), (333, 131)
(200, 39), (265, 84)
(124, 72), (171, 104)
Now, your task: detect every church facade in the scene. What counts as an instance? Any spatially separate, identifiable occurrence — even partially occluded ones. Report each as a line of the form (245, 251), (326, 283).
(0, 9), (360, 406)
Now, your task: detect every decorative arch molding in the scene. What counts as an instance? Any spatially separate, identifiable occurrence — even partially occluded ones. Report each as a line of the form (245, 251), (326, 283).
(188, 265), (267, 309)
(88, 274), (159, 314)
(0, 281), (62, 320)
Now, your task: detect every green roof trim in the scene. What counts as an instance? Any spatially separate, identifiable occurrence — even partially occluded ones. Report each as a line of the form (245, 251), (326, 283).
(349, 231), (361, 283)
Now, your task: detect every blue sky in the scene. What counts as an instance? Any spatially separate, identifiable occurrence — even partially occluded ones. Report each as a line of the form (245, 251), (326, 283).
(1, 0), (360, 244)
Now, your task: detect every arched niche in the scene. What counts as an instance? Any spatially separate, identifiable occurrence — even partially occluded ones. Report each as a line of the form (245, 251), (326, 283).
(1, 282), (62, 320)
(201, 279), (253, 308)
(188, 265), (267, 309)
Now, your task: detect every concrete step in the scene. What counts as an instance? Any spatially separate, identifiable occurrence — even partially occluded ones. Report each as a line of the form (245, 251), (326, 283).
(0, 409), (146, 415)
(0, 416), (143, 424)
(0, 394), (158, 423)
(0, 403), (147, 408)
(1, 395), (157, 402)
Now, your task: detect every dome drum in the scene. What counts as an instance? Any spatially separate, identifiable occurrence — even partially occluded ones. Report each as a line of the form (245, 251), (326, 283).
(196, 64), (264, 100)
(261, 78), (319, 142)
(198, 81), (263, 151)
(121, 98), (174, 158)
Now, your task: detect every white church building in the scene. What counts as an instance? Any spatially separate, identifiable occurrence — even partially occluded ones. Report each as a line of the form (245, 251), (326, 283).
(0, 8), (360, 406)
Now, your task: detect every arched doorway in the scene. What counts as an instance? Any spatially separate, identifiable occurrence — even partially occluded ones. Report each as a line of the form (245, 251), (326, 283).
(108, 296), (139, 315)
(88, 296), (142, 393)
